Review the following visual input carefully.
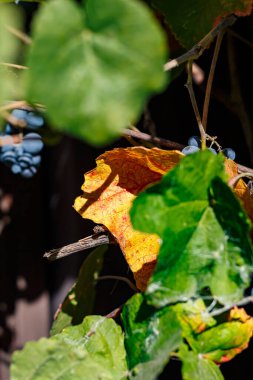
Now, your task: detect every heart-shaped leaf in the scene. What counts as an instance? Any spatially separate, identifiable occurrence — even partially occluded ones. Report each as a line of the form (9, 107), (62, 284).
(11, 315), (127, 380)
(131, 151), (253, 306)
(26, 0), (167, 145)
(50, 246), (106, 336)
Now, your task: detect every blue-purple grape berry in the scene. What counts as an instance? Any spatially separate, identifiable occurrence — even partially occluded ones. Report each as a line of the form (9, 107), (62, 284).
(18, 153), (33, 167)
(208, 147), (217, 155)
(1, 144), (13, 153)
(5, 124), (18, 135)
(1, 151), (16, 165)
(0, 123), (43, 178)
(222, 148), (236, 160)
(21, 168), (34, 178)
(11, 109), (28, 120)
(15, 145), (24, 157)
(32, 155), (41, 166)
(188, 136), (201, 147)
(182, 146), (200, 155)
(26, 112), (44, 129)
(11, 164), (22, 174)
(30, 166), (37, 175)
(22, 133), (43, 155)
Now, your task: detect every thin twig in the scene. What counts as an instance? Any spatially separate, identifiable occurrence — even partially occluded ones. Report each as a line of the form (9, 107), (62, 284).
(185, 60), (206, 149)
(229, 172), (253, 187)
(209, 296), (253, 317)
(143, 106), (157, 139)
(0, 62), (28, 70)
(0, 134), (22, 147)
(202, 30), (225, 131)
(97, 275), (138, 292)
(44, 231), (114, 261)
(123, 134), (140, 146)
(237, 163), (253, 176)
(206, 134), (222, 151)
(0, 110), (27, 128)
(7, 25), (32, 45)
(0, 100), (29, 113)
(123, 128), (184, 150)
(0, 101), (45, 113)
(228, 29), (253, 51)
(164, 15), (236, 71)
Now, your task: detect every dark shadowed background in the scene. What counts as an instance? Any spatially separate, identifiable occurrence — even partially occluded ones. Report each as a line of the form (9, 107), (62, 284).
(0, 2), (253, 379)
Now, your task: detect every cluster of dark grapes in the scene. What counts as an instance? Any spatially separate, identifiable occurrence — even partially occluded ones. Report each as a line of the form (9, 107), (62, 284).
(182, 136), (236, 160)
(0, 109), (44, 178)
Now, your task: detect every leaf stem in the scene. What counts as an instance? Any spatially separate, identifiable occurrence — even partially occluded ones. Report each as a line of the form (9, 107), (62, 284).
(104, 305), (123, 319)
(185, 60), (206, 149)
(209, 296), (253, 317)
(202, 30), (225, 131)
(97, 276), (138, 292)
(0, 62), (28, 70)
(7, 25), (32, 45)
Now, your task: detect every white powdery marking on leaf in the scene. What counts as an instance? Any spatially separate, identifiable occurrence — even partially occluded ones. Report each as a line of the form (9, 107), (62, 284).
(146, 282), (191, 300)
(146, 281), (163, 294)
(83, 317), (107, 345)
(132, 328), (144, 335)
(212, 243), (225, 259)
(145, 320), (160, 351)
(239, 265), (250, 282)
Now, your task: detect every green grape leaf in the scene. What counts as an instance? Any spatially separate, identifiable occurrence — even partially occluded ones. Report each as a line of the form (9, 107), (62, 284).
(131, 151), (253, 307)
(11, 315), (127, 380)
(179, 344), (224, 380)
(0, 4), (23, 119)
(0, 66), (20, 105)
(150, 0), (253, 49)
(174, 299), (216, 339)
(174, 301), (253, 364)
(122, 293), (182, 380)
(50, 246), (106, 336)
(25, 0), (167, 145)
(0, 0), (42, 3)
(190, 307), (253, 363)
(0, 4), (22, 61)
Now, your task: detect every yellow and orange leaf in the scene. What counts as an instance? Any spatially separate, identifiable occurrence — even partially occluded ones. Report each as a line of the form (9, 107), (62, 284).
(177, 302), (253, 364)
(74, 147), (182, 289)
(225, 159), (253, 222)
(74, 147), (253, 290)
(202, 307), (253, 363)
